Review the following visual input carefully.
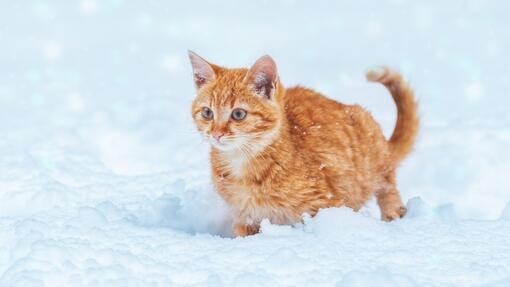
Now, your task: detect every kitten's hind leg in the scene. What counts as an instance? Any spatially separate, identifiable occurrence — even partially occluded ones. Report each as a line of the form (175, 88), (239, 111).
(376, 186), (407, 221)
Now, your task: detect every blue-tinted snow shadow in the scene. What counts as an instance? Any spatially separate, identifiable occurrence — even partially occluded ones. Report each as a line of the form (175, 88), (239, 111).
(125, 181), (234, 237)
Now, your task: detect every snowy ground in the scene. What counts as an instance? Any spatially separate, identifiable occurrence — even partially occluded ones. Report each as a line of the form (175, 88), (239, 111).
(1, 1), (510, 286)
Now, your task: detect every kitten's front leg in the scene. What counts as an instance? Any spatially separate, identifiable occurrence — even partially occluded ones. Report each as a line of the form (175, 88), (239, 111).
(234, 221), (260, 237)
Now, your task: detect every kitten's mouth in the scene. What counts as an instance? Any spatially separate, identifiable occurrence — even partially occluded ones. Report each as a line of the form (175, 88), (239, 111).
(208, 135), (245, 152)
(209, 137), (233, 151)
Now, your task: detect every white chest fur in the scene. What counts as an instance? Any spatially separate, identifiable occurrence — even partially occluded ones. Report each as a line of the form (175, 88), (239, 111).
(225, 151), (247, 178)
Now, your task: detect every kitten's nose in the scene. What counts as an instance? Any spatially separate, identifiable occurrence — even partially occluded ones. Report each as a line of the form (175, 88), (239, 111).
(211, 131), (224, 141)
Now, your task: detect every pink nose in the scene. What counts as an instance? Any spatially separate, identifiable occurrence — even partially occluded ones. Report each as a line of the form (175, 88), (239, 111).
(211, 131), (224, 141)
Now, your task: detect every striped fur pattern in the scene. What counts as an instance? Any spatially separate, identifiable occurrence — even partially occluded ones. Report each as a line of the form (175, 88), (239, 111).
(189, 52), (419, 236)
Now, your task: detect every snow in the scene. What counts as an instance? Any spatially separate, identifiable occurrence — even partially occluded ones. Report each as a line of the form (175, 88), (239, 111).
(1, 1), (510, 286)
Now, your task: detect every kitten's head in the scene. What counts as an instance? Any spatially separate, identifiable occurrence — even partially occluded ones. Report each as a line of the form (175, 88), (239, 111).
(189, 51), (283, 153)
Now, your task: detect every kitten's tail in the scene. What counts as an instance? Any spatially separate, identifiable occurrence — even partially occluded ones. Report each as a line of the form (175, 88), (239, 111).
(366, 67), (419, 165)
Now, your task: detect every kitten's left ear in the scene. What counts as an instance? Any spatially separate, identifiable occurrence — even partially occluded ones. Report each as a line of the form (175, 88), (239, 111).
(244, 55), (278, 99)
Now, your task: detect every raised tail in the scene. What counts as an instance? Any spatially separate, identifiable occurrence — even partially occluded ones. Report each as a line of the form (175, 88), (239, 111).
(366, 67), (419, 165)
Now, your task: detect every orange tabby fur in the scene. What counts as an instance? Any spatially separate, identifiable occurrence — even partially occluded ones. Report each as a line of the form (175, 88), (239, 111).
(189, 52), (419, 236)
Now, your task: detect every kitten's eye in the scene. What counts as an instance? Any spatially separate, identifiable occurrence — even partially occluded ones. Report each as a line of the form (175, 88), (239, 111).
(231, 108), (247, 121)
(201, 107), (214, 120)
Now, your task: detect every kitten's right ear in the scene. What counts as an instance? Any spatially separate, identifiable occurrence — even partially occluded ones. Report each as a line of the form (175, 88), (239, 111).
(188, 50), (216, 89)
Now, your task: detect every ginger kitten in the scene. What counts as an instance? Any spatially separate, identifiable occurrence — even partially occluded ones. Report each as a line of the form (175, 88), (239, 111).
(188, 51), (419, 236)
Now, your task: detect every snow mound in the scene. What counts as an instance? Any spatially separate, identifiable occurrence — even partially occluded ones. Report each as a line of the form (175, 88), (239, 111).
(500, 202), (510, 221)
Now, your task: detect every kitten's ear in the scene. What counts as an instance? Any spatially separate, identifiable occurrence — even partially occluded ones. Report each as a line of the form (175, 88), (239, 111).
(188, 50), (216, 89)
(244, 55), (278, 99)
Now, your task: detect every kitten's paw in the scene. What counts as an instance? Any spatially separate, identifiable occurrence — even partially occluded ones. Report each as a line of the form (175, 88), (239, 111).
(234, 222), (260, 237)
(381, 205), (407, 222)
